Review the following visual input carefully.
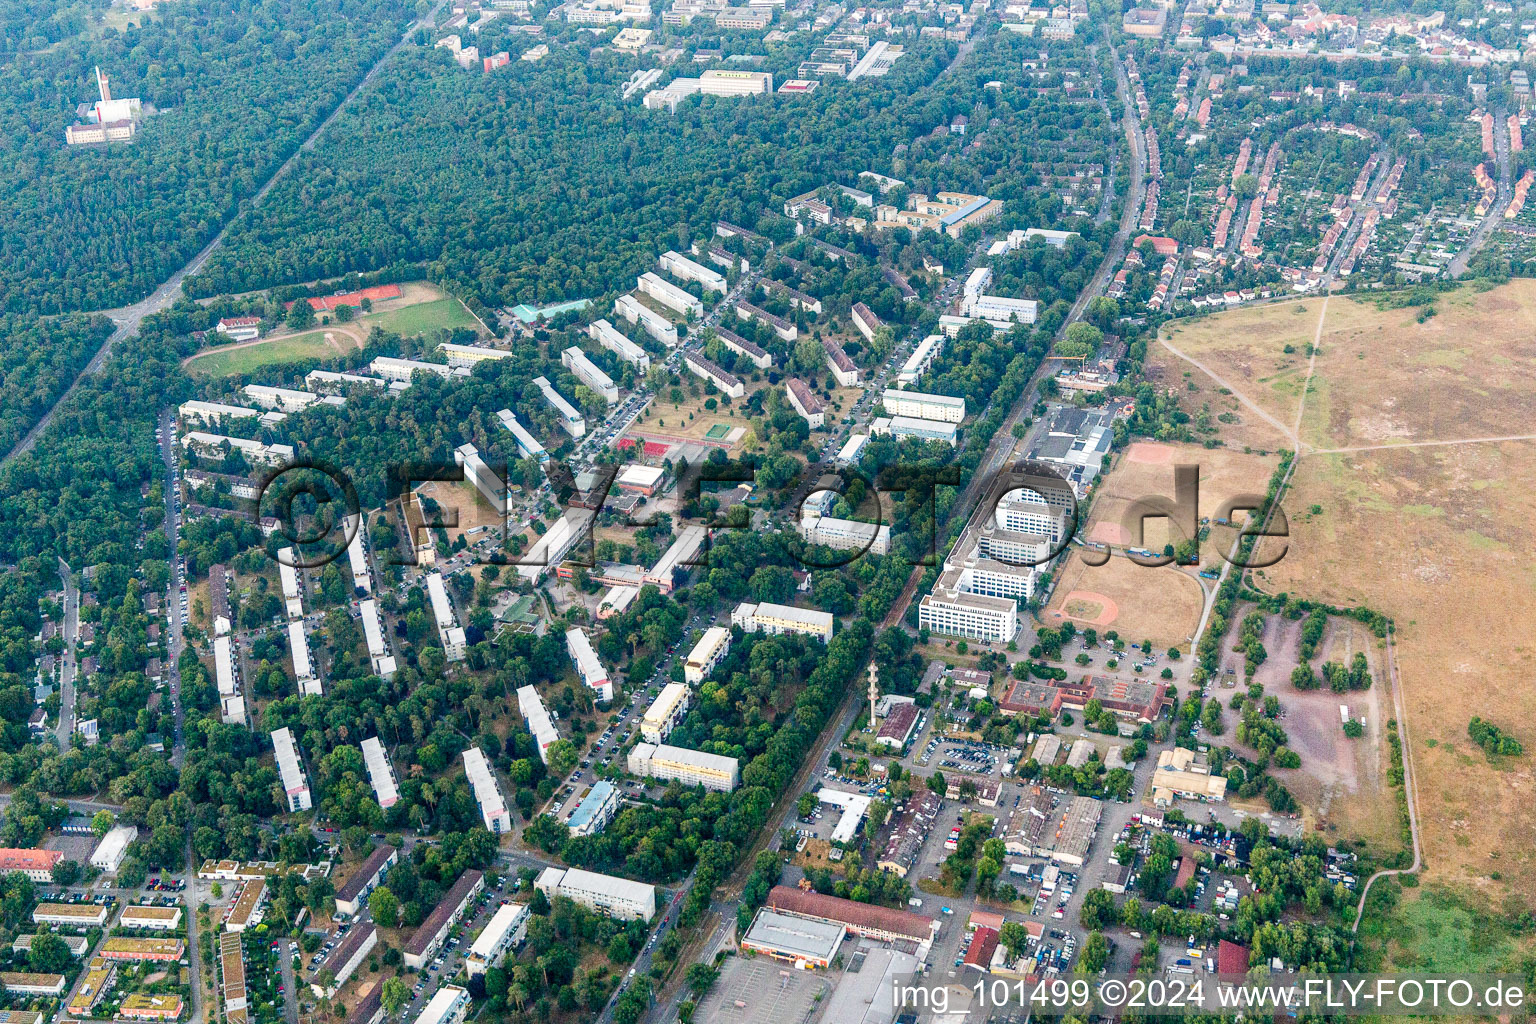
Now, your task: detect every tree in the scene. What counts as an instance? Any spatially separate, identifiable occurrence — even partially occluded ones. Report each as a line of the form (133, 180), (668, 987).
(998, 921), (1031, 961)
(287, 300), (316, 331)
(368, 887), (400, 928)
(50, 859), (80, 886)
(382, 976), (410, 1015)
(1077, 931), (1110, 974)
(927, 772), (946, 796)
(1080, 888), (1117, 930)
(27, 932), (71, 974)
(796, 793), (817, 819)
(90, 810), (114, 838)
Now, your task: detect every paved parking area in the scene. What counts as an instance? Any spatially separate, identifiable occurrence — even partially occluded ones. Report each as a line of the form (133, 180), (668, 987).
(692, 957), (829, 1024)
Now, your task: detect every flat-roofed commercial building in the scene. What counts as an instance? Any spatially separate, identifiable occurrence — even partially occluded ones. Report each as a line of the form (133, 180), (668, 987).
(311, 922), (377, 997)
(272, 727), (313, 812)
(564, 627), (612, 702)
(497, 409), (547, 464)
(224, 878), (267, 933)
(561, 346), (620, 404)
(533, 375), (587, 437)
(33, 902), (108, 927)
(799, 513), (890, 555)
(440, 343), (513, 368)
(659, 251), (727, 293)
(361, 737), (400, 810)
(0, 972), (64, 995)
(118, 994), (185, 1020)
(534, 867), (655, 921)
(881, 388), (965, 423)
(464, 748), (512, 834)
(67, 959), (114, 1016)
(637, 271), (703, 317)
(683, 351), (744, 398)
(785, 378), (824, 427)
(567, 780), (620, 837)
(426, 572), (467, 662)
(614, 293), (678, 346)
(0, 848), (61, 881)
(454, 443), (510, 516)
(403, 871), (484, 969)
(731, 601), (834, 642)
(616, 464), (665, 496)
(684, 626), (731, 685)
(715, 327), (770, 369)
(99, 937), (186, 962)
(589, 320), (650, 372)
(628, 742), (740, 791)
(1151, 747), (1227, 807)
(646, 524), (706, 591)
(12, 934), (88, 957)
(713, 8), (771, 28)
(764, 886), (938, 956)
(119, 905), (184, 931)
(641, 683), (691, 743)
(413, 985), (471, 1024)
(896, 334), (945, 388)
(465, 902), (529, 976)
(516, 685), (559, 763)
(741, 908), (845, 967)
(334, 844), (399, 918)
(516, 507), (593, 583)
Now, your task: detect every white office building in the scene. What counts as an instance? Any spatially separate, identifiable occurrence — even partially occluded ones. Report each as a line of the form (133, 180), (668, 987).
(533, 375), (587, 438)
(627, 742), (740, 792)
(90, 825), (139, 873)
(659, 250), (727, 293)
(463, 748), (512, 834)
(361, 737), (400, 809)
(615, 293), (679, 347)
(465, 903), (529, 977)
(565, 627), (612, 702)
(535, 867), (655, 922)
(561, 346), (620, 404)
(589, 319), (650, 372)
(272, 727), (313, 812)
(517, 685), (559, 763)
(641, 682), (691, 743)
(963, 294), (1039, 323)
(496, 408), (547, 464)
(684, 626), (731, 685)
(799, 513), (891, 555)
(881, 389), (965, 423)
(637, 271), (704, 317)
(918, 579), (1019, 643)
(730, 601), (834, 642)
(426, 572), (467, 661)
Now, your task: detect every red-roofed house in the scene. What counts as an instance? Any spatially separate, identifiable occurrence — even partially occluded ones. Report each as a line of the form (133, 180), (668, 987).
(963, 926), (1000, 972)
(765, 886), (938, 953)
(0, 848), (63, 881)
(216, 317), (263, 343)
(1133, 235), (1180, 257)
(1217, 939), (1250, 975)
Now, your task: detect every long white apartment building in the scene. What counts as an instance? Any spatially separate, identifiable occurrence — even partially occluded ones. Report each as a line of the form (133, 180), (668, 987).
(785, 378), (824, 428)
(359, 599), (397, 679)
(288, 620), (321, 696)
(683, 351), (744, 398)
(305, 369), (395, 394)
(641, 682), (691, 743)
(425, 572), (467, 662)
(464, 903), (529, 977)
(516, 507), (593, 582)
(881, 388), (965, 424)
(272, 728), (313, 812)
(346, 530), (372, 595)
(659, 250), (726, 293)
(735, 300), (796, 341)
(731, 601), (834, 642)
(178, 400), (261, 428)
(454, 443), (510, 515)
(463, 747), (512, 834)
(799, 513), (891, 555)
(243, 385), (323, 414)
(535, 867), (655, 922)
(614, 293), (679, 346)
(182, 432), (294, 468)
(628, 742), (740, 792)
(533, 375), (587, 438)
(561, 347), (620, 405)
(963, 293), (1039, 324)
(517, 685), (559, 763)
(413, 985), (471, 1024)
(278, 560), (304, 619)
(360, 737), (400, 809)
(822, 337), (860, 387)
(637, 271), (703, 317)
(896, 334), (945, 388)
(565, 627), (613, 702)
(645, 523), (706, 591)
(213, 633), (244, 725)
(835, 432), (869, 466)
(369, 357), (465, 383)
(589, 319), (650, 372)
(715, 327), (770, 369)
(938, 313), (1017, 337)
(684, 626), (731, 685)
(440, 343), (513, 368)
(496, 409), (547, 464)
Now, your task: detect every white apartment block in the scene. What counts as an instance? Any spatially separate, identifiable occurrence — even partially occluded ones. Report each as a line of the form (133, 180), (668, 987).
(628, 742), (740, 792)
(684, 626), (731, 685)
(243, 385), (321, 413)
(182, 432), (294, 468)
(535, 867), (655, 922)
(306, 369), (391, 393)
(565, 627), (613, 702)
(964, 293), (1039, 323)
(533, 375), (586, 437)
(440, 343), (513, 368)
(731, 601), (834, 642)
(369, 356), (464, 382)
(497, 408), (547, 463)
(683, 351), (744, 398)
(359, 599), (397, 679)
(272, 728), (313, 812)
(516, 507), (593, 582)
(589, 319), (650, 372)
(360, 737), (400, 809)
(413, 986), (471, 1024)
(881, 388), (965, 423)
(896, 334), (945, 387)
(822, 338), (860, 387)
(659, 250), (727, 293)
(463, 748), (512, 834)
(716, 327), (770, 369)
(289, 620), (320, 696)
(641, 682), (691, 743)
(799, 513), (891, 555)
(637, 271), (703, 317)
(785, 378), (824, 428)
(454, 442), (510, 515)
(561, 346), (620, 404)
(615, 293), (679, 346)
(177, 401), (265, 429)
(516, 685), (559, 763)
(426, 572), (467, 661)
(465, 903), (528, 977)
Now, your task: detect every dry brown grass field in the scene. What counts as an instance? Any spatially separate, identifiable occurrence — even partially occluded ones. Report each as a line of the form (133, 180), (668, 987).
(1043, 550), (1205, 649)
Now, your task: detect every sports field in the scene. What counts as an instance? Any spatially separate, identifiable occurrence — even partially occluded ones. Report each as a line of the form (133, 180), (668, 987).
(1175, 281), (1536, 899)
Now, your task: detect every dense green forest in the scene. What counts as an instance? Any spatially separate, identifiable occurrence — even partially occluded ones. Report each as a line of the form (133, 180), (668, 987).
(0, 0), (411, 314)
(190, 30), (1109, 308)
(0, 313), (113, 453)
(0, 0), (109, 56)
